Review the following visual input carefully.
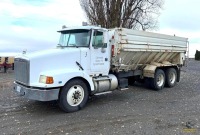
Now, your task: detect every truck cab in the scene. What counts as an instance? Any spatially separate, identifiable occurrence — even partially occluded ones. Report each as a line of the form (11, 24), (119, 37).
(57, 26), (111, 75)
(14, 26), (118, 112)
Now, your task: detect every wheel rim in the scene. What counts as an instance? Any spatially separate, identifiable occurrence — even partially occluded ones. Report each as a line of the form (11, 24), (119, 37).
(169, 72), (176, 84)
(67, 85), (84, 106)
(156, 74), (164, 87)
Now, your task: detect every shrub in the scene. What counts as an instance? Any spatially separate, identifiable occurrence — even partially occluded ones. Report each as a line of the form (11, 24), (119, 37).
(195, 50), (200, 60)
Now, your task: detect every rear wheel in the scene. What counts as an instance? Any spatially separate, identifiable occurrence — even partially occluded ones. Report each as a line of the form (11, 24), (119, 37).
(128, 77), (135, 86)
(58, 79), (89, 112)
(150, 69), (165, 90)
(165, 68), (177, 88)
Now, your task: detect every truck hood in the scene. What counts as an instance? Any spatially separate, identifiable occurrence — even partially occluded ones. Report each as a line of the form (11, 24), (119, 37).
(24, 48), (81, 84)
(26, 48), (79, 60)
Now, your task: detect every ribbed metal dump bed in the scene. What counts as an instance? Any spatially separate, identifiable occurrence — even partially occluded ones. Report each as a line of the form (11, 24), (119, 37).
(114, 28), (188, 52)
(110, 28), (188, 72)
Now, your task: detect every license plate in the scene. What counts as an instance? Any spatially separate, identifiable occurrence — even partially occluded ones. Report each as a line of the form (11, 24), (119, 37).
(16, 86), (21, 93)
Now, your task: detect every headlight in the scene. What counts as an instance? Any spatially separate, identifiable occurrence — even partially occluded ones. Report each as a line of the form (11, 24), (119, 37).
(39, 75), (54, 84)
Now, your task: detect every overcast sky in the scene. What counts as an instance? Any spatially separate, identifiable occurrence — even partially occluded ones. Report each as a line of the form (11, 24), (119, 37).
(0, 0), (199, 57)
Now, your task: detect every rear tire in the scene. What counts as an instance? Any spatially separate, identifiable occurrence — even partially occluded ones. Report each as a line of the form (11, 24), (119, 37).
(58, 79), (89, 113)
(150, 69), (165, 91)
(128, 77), (135, 86)
(165, 68), (177, 88)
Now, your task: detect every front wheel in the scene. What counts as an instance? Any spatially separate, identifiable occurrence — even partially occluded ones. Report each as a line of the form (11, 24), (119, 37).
(58, 79), (89, 112)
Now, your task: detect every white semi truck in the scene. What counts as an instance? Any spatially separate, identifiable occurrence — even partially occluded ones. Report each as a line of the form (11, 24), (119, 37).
(14, 26), (188, 112)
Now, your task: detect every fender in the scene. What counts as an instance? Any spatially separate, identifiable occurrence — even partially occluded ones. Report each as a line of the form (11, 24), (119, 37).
(143, 61), (178, 78)
(30, 69), (95, 91)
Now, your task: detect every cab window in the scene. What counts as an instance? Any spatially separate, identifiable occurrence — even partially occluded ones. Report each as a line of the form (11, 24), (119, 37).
(92, 31), (103, 48)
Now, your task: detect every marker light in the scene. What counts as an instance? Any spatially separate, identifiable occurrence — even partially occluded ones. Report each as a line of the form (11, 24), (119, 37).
(111, 45), (115, 57)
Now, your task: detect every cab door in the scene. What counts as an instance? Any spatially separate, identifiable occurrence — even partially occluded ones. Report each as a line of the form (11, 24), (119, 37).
(90, 29), (110, 75)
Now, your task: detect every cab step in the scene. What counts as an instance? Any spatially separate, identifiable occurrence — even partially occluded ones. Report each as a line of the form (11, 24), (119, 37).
(94, 91), (112, 96)
(120, 88), (129, 91)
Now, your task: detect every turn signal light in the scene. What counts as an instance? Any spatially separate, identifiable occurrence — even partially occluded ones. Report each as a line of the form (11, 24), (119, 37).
(46, 77), (54, 84)
(111, 45), (115, 57)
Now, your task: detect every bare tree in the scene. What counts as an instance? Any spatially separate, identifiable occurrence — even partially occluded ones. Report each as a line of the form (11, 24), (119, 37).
(80, 0), (163, 30)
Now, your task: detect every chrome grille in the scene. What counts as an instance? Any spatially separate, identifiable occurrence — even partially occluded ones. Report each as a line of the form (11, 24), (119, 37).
(14, 58), (30, 85)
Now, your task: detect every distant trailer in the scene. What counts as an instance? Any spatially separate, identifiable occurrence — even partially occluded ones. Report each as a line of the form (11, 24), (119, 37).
(0, 56), (14, 73)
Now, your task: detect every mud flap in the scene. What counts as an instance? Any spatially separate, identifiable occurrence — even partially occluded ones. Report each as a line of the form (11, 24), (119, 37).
(177, 68), (181, 82)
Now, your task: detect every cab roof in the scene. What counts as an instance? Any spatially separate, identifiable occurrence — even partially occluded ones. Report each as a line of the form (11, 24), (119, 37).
(57, 26), (108, 32)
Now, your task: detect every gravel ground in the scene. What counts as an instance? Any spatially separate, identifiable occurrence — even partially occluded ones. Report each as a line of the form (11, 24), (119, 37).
(0, 59), (200, 135)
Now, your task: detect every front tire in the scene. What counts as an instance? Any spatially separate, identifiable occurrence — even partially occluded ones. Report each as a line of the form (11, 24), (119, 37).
(165, 68), (177, 88)
(58, 79), (89, 113)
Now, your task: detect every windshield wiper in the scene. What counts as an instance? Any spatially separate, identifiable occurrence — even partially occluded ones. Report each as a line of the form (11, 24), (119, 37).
(68, 44), (78, 48)
(57, 44), (79, 48)
(57, 44), (63, 46)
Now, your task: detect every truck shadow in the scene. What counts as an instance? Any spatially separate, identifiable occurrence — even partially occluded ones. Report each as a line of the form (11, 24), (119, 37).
(13, 81), (163, 115)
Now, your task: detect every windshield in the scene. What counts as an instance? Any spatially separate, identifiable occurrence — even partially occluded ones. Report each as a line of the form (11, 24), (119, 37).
(58, 29), (91, 47)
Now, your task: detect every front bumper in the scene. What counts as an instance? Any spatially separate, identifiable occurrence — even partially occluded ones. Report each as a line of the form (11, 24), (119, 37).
(13, 81), (60, 101)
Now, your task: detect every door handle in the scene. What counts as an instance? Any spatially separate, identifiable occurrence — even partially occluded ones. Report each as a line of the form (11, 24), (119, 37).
(105, 58), (108, 61)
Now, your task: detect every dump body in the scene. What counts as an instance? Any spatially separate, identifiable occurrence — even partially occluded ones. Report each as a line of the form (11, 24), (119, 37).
(110, 28), (188, 72)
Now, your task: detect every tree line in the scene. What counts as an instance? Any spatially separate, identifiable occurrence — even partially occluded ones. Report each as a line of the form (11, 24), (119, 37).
(195, 50), (200, 60)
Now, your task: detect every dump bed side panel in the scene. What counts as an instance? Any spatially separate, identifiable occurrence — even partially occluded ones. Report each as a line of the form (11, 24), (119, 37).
(117, 28), (187, 52)
(111, 28), (188, 72)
